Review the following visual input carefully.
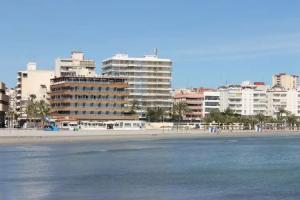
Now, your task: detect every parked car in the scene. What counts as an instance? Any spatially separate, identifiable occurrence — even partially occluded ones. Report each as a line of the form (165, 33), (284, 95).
(43, 125), (60, 131)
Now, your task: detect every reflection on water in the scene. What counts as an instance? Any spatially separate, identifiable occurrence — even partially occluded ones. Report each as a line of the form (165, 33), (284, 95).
(1, 136), (300, 200)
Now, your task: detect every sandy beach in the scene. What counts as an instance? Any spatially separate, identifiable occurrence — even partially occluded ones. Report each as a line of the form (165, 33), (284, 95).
(0, 129), (300, 145)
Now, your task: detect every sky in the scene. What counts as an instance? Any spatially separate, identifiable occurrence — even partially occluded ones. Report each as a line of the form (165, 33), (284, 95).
(1, 0), (300, 89)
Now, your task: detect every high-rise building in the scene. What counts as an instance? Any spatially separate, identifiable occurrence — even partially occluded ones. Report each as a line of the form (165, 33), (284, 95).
(102, 53), (172, 118)
(0, 82), (9, 127)
(55, 51), (96, 77)
(16, 62), (54, 118)
(49, 76), (138, 121)
(272, 73), (298, 90)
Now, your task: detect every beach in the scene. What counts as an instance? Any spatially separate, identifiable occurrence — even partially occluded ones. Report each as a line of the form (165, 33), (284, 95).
(1, 129), (300, 145)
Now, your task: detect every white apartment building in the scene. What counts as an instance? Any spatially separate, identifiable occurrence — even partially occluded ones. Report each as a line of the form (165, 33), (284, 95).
(16, 62), (54, 117)
(272, 73), (298, 90)
(202, 91), (220, 117)
(267, 86), (300, 117)
(102, 53), (172, 118)
(218, 81), (268, 116)
(55, 51), (96, 77)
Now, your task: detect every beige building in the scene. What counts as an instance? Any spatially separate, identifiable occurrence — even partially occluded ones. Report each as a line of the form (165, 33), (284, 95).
(16, 62), (54, 117)
(0, 82), (9, 127)
(55, 51), (96, 77)
(272, 73), (298, 90)
(102, 53), (172, 118)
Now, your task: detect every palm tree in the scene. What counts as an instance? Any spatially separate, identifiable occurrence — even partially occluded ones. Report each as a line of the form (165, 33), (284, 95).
(37, 100), (50, 126)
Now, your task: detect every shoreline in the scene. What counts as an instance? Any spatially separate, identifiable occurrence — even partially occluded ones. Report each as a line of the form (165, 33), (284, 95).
(1, 129), (300, 146)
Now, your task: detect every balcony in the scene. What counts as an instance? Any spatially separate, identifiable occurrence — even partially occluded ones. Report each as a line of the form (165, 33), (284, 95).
(0, 95), (9, 102)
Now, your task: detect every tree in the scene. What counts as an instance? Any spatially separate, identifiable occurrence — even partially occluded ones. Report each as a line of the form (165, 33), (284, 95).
(285, 112), (298, 130)
(128, 100), (140, 115)
(36, 100), (50, 126)
(172, 102), (190, 121)
(146, 107), (166, 122)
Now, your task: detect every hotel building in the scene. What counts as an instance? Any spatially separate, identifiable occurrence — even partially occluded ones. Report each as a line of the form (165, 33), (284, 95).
(49, 76), (138, 121)
(16, 62), (54, 118)
(102, 54), (172, 118)
(0, 82), (9, 127)
(272, 73), (298, 90)
(55, 51), (96, 77)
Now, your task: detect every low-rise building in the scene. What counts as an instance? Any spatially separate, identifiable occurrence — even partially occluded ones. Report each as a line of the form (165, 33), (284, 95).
(173, 88), (208, 121)
(49, 76), (138, 121)
(0, 82), (9, 127)
(202, 91), (220, 117)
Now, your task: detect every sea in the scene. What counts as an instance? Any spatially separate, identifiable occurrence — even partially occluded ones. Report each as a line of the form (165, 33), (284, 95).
(1, 135), (300, 200)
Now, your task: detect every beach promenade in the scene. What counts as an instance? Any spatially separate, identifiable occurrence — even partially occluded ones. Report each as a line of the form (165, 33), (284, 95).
(0, 129), (300, 145)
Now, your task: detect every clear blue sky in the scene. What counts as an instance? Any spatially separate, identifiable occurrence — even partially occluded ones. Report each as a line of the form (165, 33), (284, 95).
(1, 0), (300, 88)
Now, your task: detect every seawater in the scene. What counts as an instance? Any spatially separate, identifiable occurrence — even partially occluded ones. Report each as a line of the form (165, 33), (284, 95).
(1, 136), (300, 200)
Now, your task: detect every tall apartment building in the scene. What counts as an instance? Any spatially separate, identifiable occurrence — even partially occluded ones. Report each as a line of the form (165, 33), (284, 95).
(173, 88), (206, 121)
(16, 62), (54, 118)
(55, 51), (96, 77)
(202, 91), (220, 117)
(49, 76), (138, 121)
(218, 81), (268, 116)
(0, 82), (9, 127)
(102, 53), (172, 118)
(272, 73), (298, 90)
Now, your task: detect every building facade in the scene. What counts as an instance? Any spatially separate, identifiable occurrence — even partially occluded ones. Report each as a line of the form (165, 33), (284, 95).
(55, 51), (96, 77)
(102, 54), (172, 118)
(16, 62), (54, 118)
(0, 82), (9, 127)
(49, 76), (138, 121)
(202, 91), (220, 117)
(272, 73), (298, 90)
(218, 81), (268, 116)
(173, 88), (206, 121)
(267, 86), (300, 117)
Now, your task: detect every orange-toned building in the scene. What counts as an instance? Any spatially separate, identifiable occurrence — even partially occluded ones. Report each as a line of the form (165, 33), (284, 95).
(49, 76), (138, 121)
(173, 88), (211, 121)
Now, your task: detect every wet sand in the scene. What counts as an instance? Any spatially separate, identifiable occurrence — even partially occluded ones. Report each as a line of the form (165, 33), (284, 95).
(0, 129), (300, 145)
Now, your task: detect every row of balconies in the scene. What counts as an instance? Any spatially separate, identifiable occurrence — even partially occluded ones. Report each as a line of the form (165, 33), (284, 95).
(52, 113), (138, 120)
